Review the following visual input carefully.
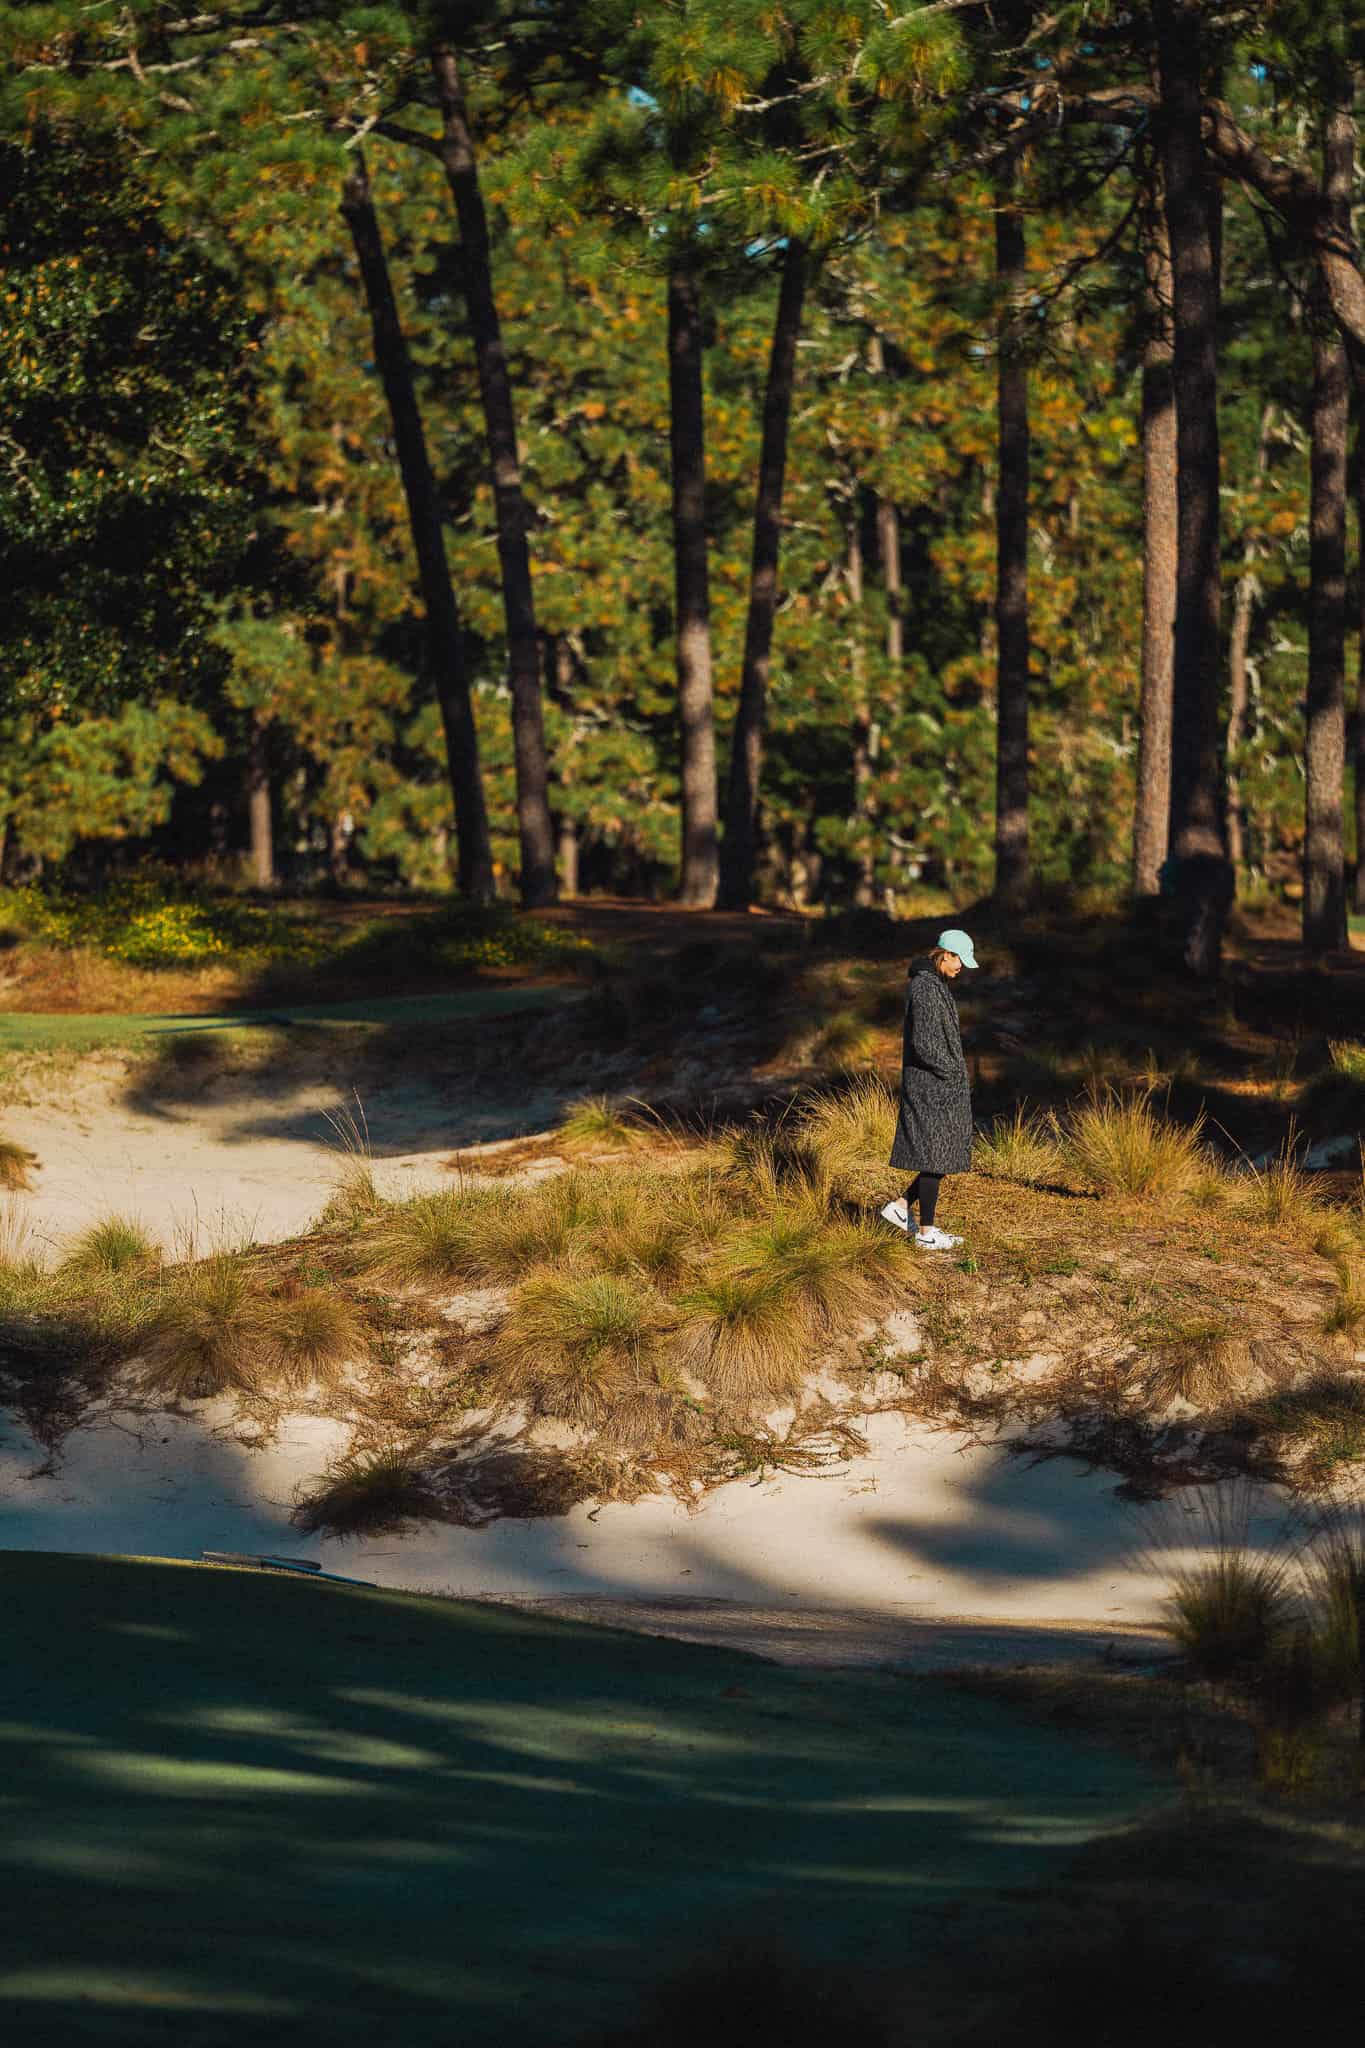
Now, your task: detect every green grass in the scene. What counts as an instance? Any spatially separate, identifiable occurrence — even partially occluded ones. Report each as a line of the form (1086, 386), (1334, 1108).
(0, 984), (581, 1055)
(0, 1553), (1160, 2048)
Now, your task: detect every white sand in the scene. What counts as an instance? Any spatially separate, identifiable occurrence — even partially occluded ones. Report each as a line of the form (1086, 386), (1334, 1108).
(0, 1395), (1295, 1669)
(2, 1054), (556, 1260)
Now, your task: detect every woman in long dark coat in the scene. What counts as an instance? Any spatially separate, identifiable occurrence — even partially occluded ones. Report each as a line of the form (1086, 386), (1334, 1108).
(882, 929), (978, 1250)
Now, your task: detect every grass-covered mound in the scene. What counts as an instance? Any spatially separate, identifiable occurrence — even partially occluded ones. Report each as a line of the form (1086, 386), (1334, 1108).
(0, 1552), (1158, 2048)
(3, 1074), (1364, 1517)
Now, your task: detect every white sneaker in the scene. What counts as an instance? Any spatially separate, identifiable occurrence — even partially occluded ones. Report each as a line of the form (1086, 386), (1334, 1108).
(914, 1225), (962, 1251)
(880, 1200), (911, 1234)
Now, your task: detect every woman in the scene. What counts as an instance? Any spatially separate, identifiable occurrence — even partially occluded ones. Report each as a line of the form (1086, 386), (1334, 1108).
(881, 928), (978, 1250)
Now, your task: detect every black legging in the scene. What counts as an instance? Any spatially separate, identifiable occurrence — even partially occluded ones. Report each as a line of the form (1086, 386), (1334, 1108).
(905, 1172), (942, 1229)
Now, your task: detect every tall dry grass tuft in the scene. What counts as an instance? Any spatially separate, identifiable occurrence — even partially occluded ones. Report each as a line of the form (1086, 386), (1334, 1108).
(972, 1106), (1065, 1187)
(292, 1441), (442, 1537)
(1155, 1488), (1298, 1687)
(558, 1094), (641, 1154)
(1232, 1124), (1338, 1250)
(1319, 1262), (1365, 1341)
(0, 1136), (38, 1193)
(261, 1285), (373, 1391)
(136, 1254), (275, 1400)
(1142, 1316), (1256, 1410)
(796, 1076), (898, 1206)
(58, 1217), (160, 1281)
(676, 1268), (808, 1405)
(713, 1195), (912, 1335)
(592, 1172), (726, 1290)
(1301, 1507), (1365, 1720)
(316, 1101), (385, 1227)
(1062, 1083), (1211, 1198)
(361, 1184), (508, 1287)
(364, 1172), (610, 1290)
(491, 1267), (661, 1433)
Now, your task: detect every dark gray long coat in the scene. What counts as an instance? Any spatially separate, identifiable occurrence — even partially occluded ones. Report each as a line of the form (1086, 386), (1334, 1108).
(889, 957), (973, 1175)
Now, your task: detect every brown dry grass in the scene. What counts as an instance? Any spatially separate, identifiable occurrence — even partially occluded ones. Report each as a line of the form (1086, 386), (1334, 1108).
(0, 1135), (38, 1191)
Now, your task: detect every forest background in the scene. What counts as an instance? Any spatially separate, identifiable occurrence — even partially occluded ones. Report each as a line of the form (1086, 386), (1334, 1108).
(1, 0), (1363, 975)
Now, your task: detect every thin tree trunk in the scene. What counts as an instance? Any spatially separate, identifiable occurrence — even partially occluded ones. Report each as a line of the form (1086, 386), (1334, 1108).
(720, 238), (808, 910)
(339, 151), (494, 903)
(667, 257), (720, 907)
(1227, 404), (1276, 878)
(993, 155), (1032, 908)
(557, 817), (579, 899)
(847, 515), (878, 908)
(1304, 101), (1353, 954)
(245, 713), (274, 890)
(1155, 0), (1234, 977)
(1355, 367), (1365, 915)
(545, 633), (579, 900)
(1226, 569), (1254, 875)
(430, 45), (556, 908)
(866, 336), (904, 665)
(1133, 159), (1178, 897)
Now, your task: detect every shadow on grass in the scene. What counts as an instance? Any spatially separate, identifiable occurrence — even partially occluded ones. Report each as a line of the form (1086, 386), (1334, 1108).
(0, 1553), (1159, 2048)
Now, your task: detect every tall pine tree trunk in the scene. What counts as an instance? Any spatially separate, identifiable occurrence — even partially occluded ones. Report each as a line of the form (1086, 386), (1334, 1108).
(993, 155), (1031, 909)
(1304, 100), (1353, 953)
(430, 45), (556, 908)
(245, 712), (274, 890)
(340, 151), (494, 904)
(847, 512), (878, 908)
(720, 238), (808, 910)
(668, 257), (719, 907)
(866, 336), (904, 665)
(1155, 0), (1234, 977)
(1355, 372), (1365, 916)
(1133, 158), (1177, 897)
(1226, 404), (1276, 878)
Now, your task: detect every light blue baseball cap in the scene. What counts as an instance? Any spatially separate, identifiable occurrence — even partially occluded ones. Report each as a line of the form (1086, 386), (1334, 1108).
(938, 929), (979, 969)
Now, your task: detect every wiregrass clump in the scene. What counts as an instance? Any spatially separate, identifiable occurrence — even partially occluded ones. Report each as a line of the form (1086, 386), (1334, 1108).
(490, 1267), (663, 1434)
(58, 1217), (160, 1280)
(0, 1135), (37, 1192)
(1232, 1129), (1342, 1251)
(794, 1075), (898, 1206)
(362, 1173), (607, 1289)
(558, 1094), (642, 1153)
(136, 1254), (276, 1401)
(292, 1442), (443, 1537)
(261, 1284), (374, 1391)
(136, 1257), (372, 1401)
(972, 1106), (1065, 1187)
(1062, 1084), (1213, 1199)
(1162, 1545), (1297, 1687)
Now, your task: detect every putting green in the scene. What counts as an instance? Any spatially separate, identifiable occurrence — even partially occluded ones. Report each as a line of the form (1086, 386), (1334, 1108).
(0, 984), (578, 1054)
(0, 1554), (1161, 2046)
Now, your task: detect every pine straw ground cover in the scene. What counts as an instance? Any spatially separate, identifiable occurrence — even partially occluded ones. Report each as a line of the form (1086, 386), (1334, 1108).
(2, 1079), (1364, 1533)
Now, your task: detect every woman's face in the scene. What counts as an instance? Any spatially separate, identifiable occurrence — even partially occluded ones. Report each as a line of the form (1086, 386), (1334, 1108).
(941, 951), (963, 978)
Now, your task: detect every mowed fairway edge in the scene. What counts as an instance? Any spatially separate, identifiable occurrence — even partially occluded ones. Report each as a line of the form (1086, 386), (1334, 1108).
(0, 1553), (1160, 2046)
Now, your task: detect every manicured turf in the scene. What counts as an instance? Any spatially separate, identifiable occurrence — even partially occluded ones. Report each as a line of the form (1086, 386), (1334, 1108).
(0, 984), (579, 1054)
(0, 1554), (1160, 2046)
